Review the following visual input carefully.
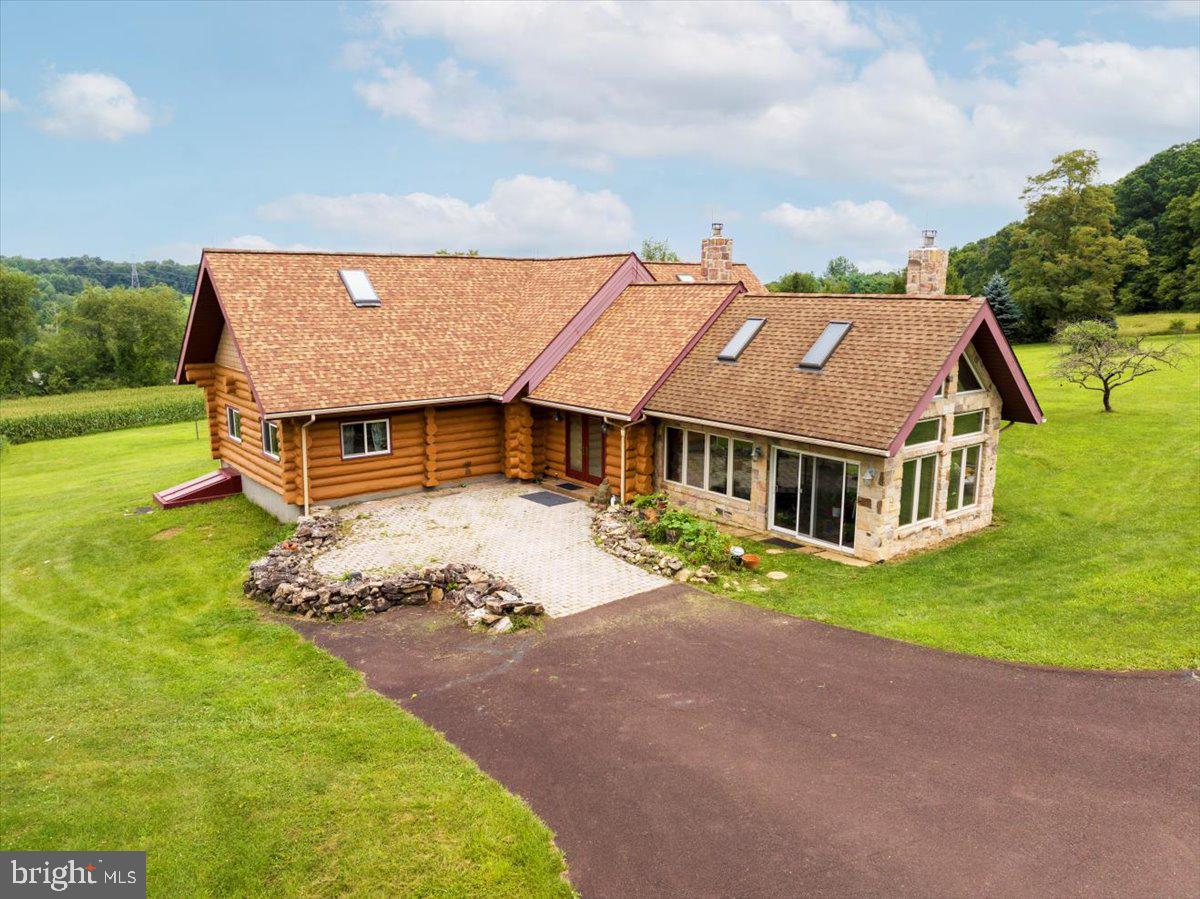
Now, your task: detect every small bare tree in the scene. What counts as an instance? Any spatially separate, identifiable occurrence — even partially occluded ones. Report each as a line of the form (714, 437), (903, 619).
(1052, 320), (1184, 412)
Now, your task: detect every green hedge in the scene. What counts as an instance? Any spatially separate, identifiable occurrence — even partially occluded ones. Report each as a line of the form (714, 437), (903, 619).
(0, 387), (205, 444)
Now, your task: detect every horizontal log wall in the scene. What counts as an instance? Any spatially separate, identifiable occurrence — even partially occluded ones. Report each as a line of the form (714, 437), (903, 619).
(433, 403), (503, 482)
(304, 411), (424, 502)
(186, 362), (286, 491)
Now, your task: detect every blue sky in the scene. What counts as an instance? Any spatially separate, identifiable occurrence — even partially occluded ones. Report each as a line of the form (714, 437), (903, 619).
(1, 0), (1197, 281)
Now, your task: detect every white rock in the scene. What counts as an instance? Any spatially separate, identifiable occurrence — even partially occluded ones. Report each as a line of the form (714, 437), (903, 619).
(491, 617), (514, 634)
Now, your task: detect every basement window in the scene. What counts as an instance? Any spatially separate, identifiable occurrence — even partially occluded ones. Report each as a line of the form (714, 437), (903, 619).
(799, 321), (851, 370)
(341, 419), (390, 459)
(339, 269), (381, 307)
(262, 420), (281, 460)
(676, 274), (696, 282)
(718, 317), (765, 362)
(226, 406), (242, 442)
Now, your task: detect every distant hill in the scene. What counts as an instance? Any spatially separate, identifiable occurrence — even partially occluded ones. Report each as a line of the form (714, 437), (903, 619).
(0, 255), (198, 297)
(949, 140), (1200, 311)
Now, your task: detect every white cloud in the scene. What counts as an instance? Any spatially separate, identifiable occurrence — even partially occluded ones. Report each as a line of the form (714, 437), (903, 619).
(1143, 1), (1200, 20)
(352, 1), (1200, 204)
(0, 88), (19, 112)
(256, 174), (634, 255)
(854, 259), (899, 274)
(764, 199), (914, 248)
(149, 235), (323, 263)
(37, 72), (152, 140)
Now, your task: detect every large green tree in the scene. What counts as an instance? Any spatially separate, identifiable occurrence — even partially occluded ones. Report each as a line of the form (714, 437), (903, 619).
(948, 224), (1017, 296)
(640, 238), (679, 262)
(0, 266), (39, 396)
(1009, 150), (1148, 340)
(33, 284), (186, 391)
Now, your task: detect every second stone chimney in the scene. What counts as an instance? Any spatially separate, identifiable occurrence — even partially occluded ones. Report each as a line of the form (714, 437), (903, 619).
(906, 229), (949, 296)
(700, 223), (734, 281)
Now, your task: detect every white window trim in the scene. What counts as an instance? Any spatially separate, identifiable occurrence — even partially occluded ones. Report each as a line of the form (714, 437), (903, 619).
(951, 409), (986, 440)
(957, 355), (986, 395)
(946, 444), (983, 514)
(898, 453), (939, 529)
(341, 418), (391, 459)
(226, 406), (242, 443)
(663, 426), (753, 502)
(262, 420), (280, 460)
(904, 417), (942, 450)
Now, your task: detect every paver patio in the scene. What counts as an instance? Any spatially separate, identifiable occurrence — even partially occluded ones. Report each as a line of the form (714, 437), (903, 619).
(313, 479), (667, 616)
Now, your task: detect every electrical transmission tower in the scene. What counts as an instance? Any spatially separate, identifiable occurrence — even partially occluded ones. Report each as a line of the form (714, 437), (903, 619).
(130, 263), (140, 288)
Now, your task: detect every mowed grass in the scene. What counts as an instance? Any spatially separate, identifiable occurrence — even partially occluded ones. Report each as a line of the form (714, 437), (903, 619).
(0, 423), (571, 896)
(699, 335), (1200, 670)
(1116, 310), (1200, 336)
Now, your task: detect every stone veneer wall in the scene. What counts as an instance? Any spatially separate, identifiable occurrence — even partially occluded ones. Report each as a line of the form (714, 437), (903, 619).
(652, 343), (1003, 562)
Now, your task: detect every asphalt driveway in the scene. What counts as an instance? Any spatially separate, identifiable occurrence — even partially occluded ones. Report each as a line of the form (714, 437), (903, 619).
(293, 586), (1199, 898)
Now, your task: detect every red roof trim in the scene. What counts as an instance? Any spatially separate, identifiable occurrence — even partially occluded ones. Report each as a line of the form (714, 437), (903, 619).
(630, 282), (748, 421)
(501, 253), (650, 402)
(887, 302), (1044, 456)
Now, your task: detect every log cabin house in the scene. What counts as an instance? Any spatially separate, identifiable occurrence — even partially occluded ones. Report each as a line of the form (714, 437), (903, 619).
(175, 226), (1043, 562)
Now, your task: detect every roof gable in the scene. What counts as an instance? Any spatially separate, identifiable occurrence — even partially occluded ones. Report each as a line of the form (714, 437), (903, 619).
(643, 260), (765, 292)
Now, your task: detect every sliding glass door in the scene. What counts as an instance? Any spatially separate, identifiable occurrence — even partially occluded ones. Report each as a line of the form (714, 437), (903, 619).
(771, 449), (859, 549)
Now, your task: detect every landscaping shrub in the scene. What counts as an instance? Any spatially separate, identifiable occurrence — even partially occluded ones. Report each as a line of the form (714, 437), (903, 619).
(0, 385), (204, 443)
(639, 504), (731, 567)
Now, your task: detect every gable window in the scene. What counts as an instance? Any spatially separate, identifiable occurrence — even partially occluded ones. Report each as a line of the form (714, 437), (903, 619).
(953, 410), (985, 437)
(262, 420), (281, 459)
(341, 419), (390, 458)
(799, 321), (851, 370)
(338, 269), (381, 307)
(946, 444), (982, 512)
(899, 454), (938, 526)
(226, 406), (242, 442)
(664, 426), (755, 501)
(957, 355), (984, 393)
(904, 417), (941, 446)
(717, 317), (765, 362)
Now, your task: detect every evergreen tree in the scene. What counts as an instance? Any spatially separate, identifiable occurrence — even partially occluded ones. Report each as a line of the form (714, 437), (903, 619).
(983, 273), (1023, 342)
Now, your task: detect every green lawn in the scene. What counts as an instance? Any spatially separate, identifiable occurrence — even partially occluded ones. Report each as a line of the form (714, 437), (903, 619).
(0, 423), (571, 896)
(698, 335), (1200, 670)
(1116, 310), (1200, 336)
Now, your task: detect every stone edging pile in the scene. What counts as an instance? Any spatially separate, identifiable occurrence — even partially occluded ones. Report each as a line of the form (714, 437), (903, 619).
(591, 505), (719, 585)
(244, 508), (544, 632)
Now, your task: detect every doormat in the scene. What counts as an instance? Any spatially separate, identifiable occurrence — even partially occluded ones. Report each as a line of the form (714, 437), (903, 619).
(555, 482), (583, 491)
(762, 536), (802, 548)
(521, 490), (575, 507)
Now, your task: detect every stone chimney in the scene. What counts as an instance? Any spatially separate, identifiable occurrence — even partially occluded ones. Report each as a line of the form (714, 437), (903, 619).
(906, 229), (949, 296)
(700, 223), (734, 281)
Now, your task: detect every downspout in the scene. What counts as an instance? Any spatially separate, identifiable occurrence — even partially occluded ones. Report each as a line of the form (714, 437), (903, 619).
(606, 418), (635, 504)
(300, 414), (316, 516)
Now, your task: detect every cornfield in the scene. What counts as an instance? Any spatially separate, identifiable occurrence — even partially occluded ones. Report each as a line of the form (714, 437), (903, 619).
(0, 385), (206, 444)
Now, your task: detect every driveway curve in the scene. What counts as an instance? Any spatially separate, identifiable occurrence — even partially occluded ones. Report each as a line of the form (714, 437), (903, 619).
(294, 585), (1199, 898)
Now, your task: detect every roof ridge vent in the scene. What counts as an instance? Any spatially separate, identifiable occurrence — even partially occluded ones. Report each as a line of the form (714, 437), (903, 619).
(339, 269), (381, 307)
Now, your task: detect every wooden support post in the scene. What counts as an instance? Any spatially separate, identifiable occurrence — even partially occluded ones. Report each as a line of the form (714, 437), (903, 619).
(423, 407), (439, 488)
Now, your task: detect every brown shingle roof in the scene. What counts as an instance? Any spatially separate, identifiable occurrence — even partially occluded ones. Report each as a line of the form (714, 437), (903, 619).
(643, 261), (764, 293)
(644, 293), (986, 451)
(529, 283), (741, 418)
(201, 250), (632, 415)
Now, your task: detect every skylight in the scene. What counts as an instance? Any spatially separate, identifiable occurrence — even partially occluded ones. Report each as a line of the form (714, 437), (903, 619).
(718, 317), (765, 362)
(676, 274), (696, 282)
(339, 269), (380, 307)
(799, 321), (851, 370)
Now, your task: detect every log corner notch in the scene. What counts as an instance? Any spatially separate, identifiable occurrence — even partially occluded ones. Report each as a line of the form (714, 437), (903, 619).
(423, 407), (439, 488)
(631, 420), (655, 496)
(503, 401), (535, 480)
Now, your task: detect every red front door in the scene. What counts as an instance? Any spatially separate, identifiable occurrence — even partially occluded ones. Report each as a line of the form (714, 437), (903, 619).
(565, 413), (606, 484)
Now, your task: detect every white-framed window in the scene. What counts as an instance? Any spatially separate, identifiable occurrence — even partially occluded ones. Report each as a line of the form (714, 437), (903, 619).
(899, 453), (938, 526)
(953, 410), (985, 437)
(904, 417), (941, 447)
(956, 355), (984, 393)
(262, 420), (281, 459)
(664, 426), (754, 501)
(946, 444), (982, 512)
(226, 406), (242, 442)
(340, 419), (390, 459)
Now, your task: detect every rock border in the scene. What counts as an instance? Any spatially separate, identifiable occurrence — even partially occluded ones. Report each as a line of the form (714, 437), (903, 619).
(591, 505), (719, 585)
(243, 507), (544, 631)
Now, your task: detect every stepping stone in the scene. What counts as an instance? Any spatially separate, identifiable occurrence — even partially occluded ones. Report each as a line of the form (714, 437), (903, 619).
(765, 548), (786, 555)
(765, 570), (788, 580)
